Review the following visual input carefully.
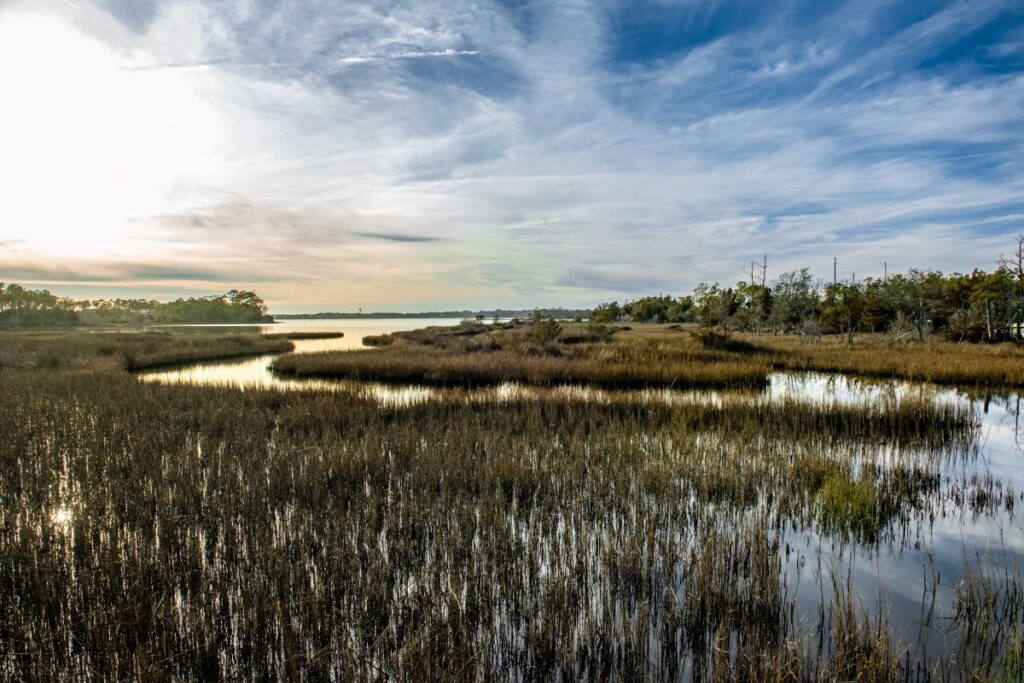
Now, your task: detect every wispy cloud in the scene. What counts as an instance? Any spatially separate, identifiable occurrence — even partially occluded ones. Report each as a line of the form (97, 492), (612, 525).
(353, 232), (443, 243)
(0, 261), (271, 284)
(1, 0), (1022, 311)
(339, 49), (481, 64)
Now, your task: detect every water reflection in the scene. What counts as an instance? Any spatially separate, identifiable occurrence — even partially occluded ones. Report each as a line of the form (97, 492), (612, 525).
(117, 318), (465, 341)
(51, 508), (73, 525)
(137, 318), (456, 403)
(138, 347), (1024, 472)
(137, 322), (1024, 476)
(132, 322), (1024, 671)
(133, 318), (1024, 493)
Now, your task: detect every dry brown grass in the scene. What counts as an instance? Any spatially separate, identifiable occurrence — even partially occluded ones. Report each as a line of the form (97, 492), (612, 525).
(0, 330), (1017, 681)
(273, 345), (769, 389)
(736, 332), (1024, 387)
(0, 330), (292, 373)
(274, 321), (1024, 391)
(273, 323), (770, 389)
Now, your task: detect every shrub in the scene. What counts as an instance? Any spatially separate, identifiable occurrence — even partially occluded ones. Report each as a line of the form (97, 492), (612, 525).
(530, 314), (561, 343)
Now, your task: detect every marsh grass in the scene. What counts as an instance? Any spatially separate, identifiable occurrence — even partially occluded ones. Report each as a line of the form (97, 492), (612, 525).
(274, 322), (1024, 392)
(951, 555), (1024, 679)
(273, 346), (772, 389)
(0, 330), (292, 373)
(823, 581), (904, 683)
(817, 471), (881, 540)
(1005, 629), (1024, 683)
(741, 332), (1024, 387)
(265, 331), (344, 340)
(0, 331), (1017, 681)
(273, 324), (770, 389)
(121, 336), (293, 371)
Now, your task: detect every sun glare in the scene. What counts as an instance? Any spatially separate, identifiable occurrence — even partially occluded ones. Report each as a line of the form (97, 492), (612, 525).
(50, 507), (73, 526)
(0, 10), (224, 260)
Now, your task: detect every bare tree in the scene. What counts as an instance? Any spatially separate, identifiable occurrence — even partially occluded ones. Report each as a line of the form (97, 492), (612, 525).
(741, 253), (769, 288)
(997, 233), (1024, 341)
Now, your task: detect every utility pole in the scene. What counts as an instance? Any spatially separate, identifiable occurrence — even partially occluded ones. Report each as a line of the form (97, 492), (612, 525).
(883, 262), (888, 284)
(833, 257), (837, 287)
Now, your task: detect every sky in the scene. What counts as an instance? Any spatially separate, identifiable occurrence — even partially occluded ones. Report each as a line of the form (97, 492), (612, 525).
(0, 0), (1022, 313)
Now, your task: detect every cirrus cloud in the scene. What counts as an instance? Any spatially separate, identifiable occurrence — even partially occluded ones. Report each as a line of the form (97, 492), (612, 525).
(0, 0), (1022, 312)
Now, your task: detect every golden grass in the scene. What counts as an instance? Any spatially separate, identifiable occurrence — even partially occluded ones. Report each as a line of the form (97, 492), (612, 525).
(0, 330), (293, 373)
(273, 323), (770, 389)
(741, 332), (1024, 387)
(273, 345), (769, 389)
(0, 331), (1016, 680)
(264, 331), (344, 340)
(273, 322), (1024, 391)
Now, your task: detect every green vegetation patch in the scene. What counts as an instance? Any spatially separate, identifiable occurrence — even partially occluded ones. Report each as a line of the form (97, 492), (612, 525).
(817, 470), (881, 540)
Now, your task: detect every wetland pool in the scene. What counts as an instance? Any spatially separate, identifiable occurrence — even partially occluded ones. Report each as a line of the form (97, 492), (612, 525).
(133, 320), (1024, 675)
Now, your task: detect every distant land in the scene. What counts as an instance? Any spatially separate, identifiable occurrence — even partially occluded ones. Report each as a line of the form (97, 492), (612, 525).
(0, 283), (273, 327)
(0, 281), (594, 328)
(274, 309), (591, 320)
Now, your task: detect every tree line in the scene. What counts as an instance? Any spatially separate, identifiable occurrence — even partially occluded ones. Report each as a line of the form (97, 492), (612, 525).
(591, 236), (1024, 343)
(0, 285), (272, 327)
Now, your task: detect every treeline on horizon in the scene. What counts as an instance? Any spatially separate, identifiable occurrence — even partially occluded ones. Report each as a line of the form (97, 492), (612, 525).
(5, 233), (1024, 341)
(594, 245), (1024, 344)
(0, 284), (272, 328)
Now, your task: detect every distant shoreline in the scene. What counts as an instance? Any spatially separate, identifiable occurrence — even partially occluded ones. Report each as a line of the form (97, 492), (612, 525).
(274, 309), (589, 320)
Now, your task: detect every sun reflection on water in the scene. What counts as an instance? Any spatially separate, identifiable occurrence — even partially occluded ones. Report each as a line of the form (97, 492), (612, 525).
(51, 507), (73, 526)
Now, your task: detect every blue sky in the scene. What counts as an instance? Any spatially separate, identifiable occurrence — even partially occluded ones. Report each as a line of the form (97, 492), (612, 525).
(0, 0), (1022, 312)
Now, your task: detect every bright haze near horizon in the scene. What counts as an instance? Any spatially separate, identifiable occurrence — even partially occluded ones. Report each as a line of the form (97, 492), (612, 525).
(0, 0), (1022, 313)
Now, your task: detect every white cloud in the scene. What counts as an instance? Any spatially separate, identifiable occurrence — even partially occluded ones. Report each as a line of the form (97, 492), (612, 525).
(340, 49), (481, 63)
(1, 0), (1022, 311)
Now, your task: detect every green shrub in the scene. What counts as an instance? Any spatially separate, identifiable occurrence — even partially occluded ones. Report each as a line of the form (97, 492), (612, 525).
(530, 314), (561, 343)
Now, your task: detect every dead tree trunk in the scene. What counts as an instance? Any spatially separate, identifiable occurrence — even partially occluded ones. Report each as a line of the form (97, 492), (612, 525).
(986, 299), (994, 342)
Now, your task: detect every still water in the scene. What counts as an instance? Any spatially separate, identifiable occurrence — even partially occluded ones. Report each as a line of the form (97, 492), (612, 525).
(137, 318), (455, 396)
(136, 318), (1024, 512)
(135, 319), (1024, 669)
